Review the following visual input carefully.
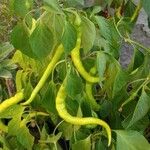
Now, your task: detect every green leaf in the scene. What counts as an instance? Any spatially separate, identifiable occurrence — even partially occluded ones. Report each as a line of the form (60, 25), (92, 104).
(95, 17), (121, 58)
(56, 62), (67, 80)
(90, 6), (102, 17)
(82, 57), (95, 72)
(123, 114), (149, 132)
(66, 96), (79, 116)
(47, 132), (62, 143)
(6, 136), (26, 150)
(9, 0), (15, 12)
(142, 0), (150, 16)
(81, 98), (92, 117)
(74, 128), (91, 141)
(44, 0), (62, 13)
(95, 138), (106, 150)
(17, 124), (34, 150)
(94, 35), (110, 52)
(0, 69), (12, 79)
(127, 89), (150, 128)
(11, 23), (34, 58)
(62, 22), (77, 54)
(42, 13), (65, 43)
(29, 22), (54, 59)
(112, 69), (128, 97)
(24, 78), (34, 100)
(81, 16), (96, 53)
(111, 0), (123, 7)
(72, 135), (91, 150)
(97, 51), (107, 78)
(0, 120), (8, 133)
(13, 0), (33, 17)
(40, 125), (48, 141)
(66, 0), (84, 7)
(66, 70), (83, 98)
(8, 106), (34, 149)
(0, 105), (23, 119)
(41, 81), (57, 114)
(124, 0), (136, 18)
(8, 105), (24, 135)
(117, 17), (135, 34)
(128, 48), (144, 71)
(99, 100), (112, 118)
(103, 57), (119, 98)
(0, 42), (14, 61)
(0, 135), (9, 150)
(8, 119), (21, 137)
(110, 111), (123, 129)
(59, 122), (73, 140)
(130, 54), (150, 82)
(114, 130), (150, 150)
(133, 49), (144, 70)
(12, 50), (41, 73)
(15, 71), (31, 99)
(95, 16), (110, 41)
(0, 59), (17, 70)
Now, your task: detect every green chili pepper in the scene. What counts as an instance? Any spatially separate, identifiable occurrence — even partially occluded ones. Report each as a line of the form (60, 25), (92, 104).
(22, 44), (64, 105)
(0, 91), (24, 114)
(71, 30), (100, 83)
(56, 79), (111, 146)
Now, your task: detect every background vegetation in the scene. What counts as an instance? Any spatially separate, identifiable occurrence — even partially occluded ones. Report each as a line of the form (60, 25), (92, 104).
(0, 0), (150, 150)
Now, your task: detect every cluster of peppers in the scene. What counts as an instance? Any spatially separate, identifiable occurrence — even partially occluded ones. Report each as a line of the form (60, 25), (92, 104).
(0, 9), (111, 146)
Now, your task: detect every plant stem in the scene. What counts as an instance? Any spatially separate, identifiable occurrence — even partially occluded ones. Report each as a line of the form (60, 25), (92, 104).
(130, 0), (142, 22)
(121, 76), (150, 108)
(114, 17), (150, 54)
(21, 111), (49, 128)
(125, 38), (150, 53)
(53, 120), (64, 135)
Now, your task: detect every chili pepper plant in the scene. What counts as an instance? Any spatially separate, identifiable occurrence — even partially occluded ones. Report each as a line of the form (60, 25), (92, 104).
(0, 0), (150, 150)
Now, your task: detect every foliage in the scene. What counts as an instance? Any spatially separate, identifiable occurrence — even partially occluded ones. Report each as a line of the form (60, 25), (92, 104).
(0, 0), (150, 150)
(0, 0), (14, 43)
